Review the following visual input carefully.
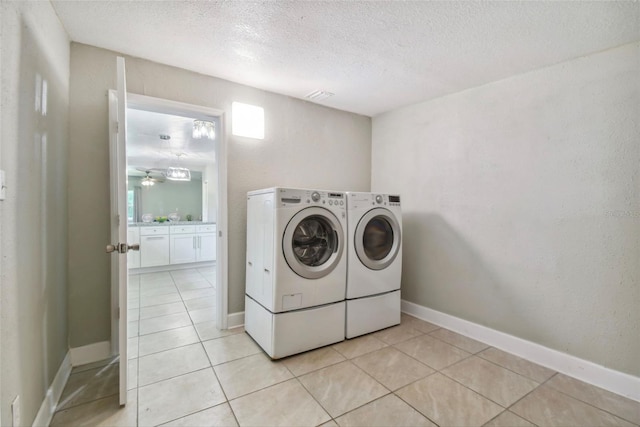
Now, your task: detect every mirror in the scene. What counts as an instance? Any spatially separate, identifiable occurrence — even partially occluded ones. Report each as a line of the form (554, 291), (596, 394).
(125, 107), (219, 224)
(127, 171), (203, 222)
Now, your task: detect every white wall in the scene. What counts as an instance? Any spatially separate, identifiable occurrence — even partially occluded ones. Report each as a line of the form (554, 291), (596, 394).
(372, 42), (640, 376)
(0, 1), (70, 425)
(68, 43), (371, 347)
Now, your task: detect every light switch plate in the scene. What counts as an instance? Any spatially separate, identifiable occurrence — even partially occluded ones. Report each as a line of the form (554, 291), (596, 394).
(0, 169), (6, 201)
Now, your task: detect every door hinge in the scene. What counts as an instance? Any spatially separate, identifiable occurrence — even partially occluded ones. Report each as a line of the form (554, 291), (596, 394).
(117, 307), (120, 318)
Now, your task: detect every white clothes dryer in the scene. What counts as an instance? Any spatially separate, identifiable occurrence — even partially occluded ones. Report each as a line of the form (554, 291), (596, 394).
(245, 187), (347, 358)
(346, 192), (402, 338)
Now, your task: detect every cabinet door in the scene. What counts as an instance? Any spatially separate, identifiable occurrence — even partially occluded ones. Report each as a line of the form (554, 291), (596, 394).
(141, 235), (170, 267)
(171, 234), (197, 264)
(127, 228), (141, 268)
(197, 233), (216, 261)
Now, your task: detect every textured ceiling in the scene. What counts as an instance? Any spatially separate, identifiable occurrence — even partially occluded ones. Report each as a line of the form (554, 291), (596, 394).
(51, 1), (640, 116)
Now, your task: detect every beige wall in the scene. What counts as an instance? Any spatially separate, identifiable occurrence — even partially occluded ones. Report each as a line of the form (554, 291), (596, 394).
(372, 42), (640, 376)
(68, 43), (371, 347)
(0, 1), (70, 425)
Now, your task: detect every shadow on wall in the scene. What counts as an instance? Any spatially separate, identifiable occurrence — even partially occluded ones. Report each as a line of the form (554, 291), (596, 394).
(8, 17), (69, 425)
(401, 212), (530, 335)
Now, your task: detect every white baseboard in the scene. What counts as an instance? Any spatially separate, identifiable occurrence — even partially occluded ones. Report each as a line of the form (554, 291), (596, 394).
(32, 352), (71, 427)
(69, 341), (112, 367)
(227, 311), (244, 329)
(401, 300), (640, 402)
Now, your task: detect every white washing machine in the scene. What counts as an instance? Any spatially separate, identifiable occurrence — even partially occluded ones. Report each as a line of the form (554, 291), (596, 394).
(346, 192), (402, 338)
(245, 187), (347, 358)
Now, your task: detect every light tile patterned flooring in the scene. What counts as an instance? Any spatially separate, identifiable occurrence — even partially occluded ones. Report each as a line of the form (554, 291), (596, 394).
(50, 268), (640, 426)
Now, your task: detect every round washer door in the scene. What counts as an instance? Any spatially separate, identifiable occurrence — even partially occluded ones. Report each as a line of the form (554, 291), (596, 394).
(283, 207), (344, 279)
(355, 208), (401, 270)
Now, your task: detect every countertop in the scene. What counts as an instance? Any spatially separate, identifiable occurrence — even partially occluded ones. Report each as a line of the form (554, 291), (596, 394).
(128, 221), (216, 227)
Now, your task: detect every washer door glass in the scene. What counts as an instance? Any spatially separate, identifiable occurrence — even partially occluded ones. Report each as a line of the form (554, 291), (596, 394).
(355, 208), (401, 270)
(292, 215), (336, 266)
(283, 207), (344, 279)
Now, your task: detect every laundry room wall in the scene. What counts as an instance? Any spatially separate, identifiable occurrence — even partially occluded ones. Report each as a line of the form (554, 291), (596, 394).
(1, 1), (70, 425)
(68, 43), (371, 349)
(371, 41), (640, 376)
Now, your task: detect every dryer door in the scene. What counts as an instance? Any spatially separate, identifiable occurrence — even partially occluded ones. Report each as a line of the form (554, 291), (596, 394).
(355, 208), (401, 270)
(283, 207), (344, 279)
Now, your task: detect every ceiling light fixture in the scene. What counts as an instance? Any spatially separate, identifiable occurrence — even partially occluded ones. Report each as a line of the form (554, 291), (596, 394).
(141, 177), (155, 186)
(165, 167), (191, 181)
(192, 120), (215, 140)
(305, 90), (334, 101)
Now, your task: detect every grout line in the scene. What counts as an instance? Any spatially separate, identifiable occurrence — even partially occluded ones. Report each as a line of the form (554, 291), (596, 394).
(475, 349), (556, 384)
(53, 392), (121, 416)
(294, 372), (335, 421)
(128, 268), (212, 425)
(137, 365), (213, 390)
(537, 376), (640, 425)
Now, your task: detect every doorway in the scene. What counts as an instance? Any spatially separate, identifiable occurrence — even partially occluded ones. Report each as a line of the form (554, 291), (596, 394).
(113, 93), (229, 366)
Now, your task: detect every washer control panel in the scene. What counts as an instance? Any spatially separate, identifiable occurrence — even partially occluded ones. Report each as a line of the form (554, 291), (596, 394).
(278, 188), (345, 209)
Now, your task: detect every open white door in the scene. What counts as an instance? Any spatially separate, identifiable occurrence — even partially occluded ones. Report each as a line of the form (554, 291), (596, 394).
(107, 56), (135, 406)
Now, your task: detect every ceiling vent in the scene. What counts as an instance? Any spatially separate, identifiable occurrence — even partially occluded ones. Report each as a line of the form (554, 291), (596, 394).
(306, 90), (334, 101)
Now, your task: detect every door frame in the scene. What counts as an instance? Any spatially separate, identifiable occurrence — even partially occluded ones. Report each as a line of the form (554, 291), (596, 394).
(110, 93), (229, 354)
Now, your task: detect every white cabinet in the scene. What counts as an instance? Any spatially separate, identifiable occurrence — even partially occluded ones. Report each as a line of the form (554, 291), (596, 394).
(127, 227), (140, 269)
(140, 227), (170, 267)
(170, 224), (216, 264)
(170, 225), (197, 265)
(132, 223), (216, 269)
(196, 224), (216, 262)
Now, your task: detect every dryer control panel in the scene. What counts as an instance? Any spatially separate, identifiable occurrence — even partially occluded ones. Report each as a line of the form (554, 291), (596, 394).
(348, 192), (401, 209)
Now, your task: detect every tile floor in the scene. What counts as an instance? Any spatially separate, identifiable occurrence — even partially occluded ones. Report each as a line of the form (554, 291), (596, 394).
(50, 268), (640, 426)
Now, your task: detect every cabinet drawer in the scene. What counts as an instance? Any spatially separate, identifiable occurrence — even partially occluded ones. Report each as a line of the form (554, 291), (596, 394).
(196, 224), (217, 233)
(170, 225), (197, 234)
(140, 226), (169, 236)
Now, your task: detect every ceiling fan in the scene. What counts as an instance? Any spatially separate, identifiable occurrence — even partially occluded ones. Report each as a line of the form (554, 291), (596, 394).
(136, 169), (165, 186)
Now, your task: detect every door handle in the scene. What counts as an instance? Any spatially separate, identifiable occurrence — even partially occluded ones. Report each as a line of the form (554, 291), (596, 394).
(106, 243), (140, 253)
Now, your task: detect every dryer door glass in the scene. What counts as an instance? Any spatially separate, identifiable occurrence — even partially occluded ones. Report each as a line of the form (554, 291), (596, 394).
(363, 217), (394, 261)
(292, 215), (336, 266)
(355, 208), (401, 270)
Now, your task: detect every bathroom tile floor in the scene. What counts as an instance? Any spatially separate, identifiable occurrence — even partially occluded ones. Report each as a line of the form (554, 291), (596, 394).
(50, 268), (640, 426)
